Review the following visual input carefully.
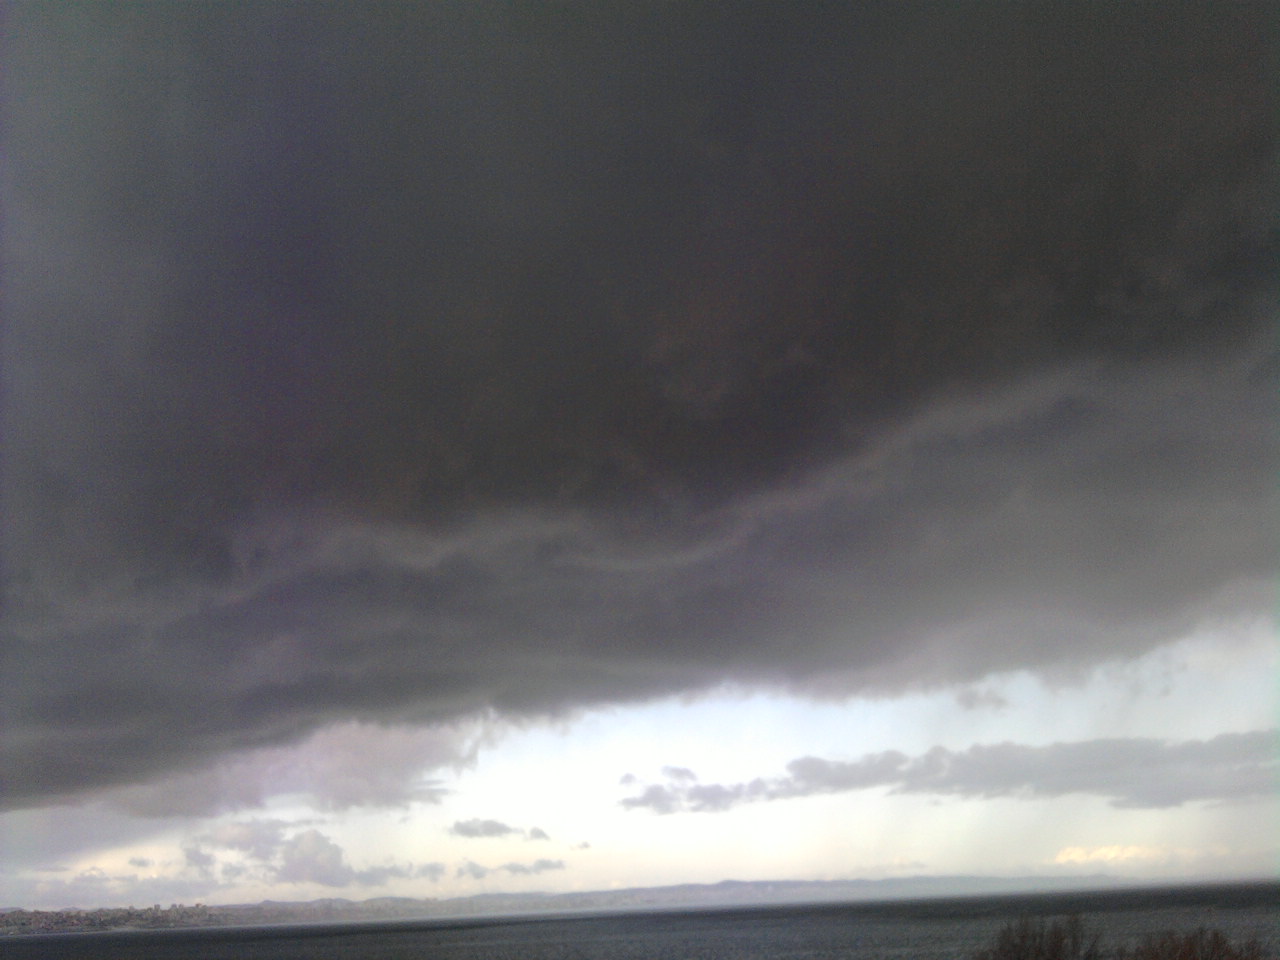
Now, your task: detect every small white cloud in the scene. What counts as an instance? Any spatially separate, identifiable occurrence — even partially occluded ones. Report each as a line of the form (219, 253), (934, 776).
(1054, 845), (1174, 864)
(415, 862), (446, 882)
(456, 860), (489, 880)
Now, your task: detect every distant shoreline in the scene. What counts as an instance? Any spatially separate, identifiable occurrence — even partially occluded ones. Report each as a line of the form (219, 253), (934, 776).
(5, 876), (1276, 937)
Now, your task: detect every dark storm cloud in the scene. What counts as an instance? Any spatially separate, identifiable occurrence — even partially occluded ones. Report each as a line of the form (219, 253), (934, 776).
(2, 3), (1276, 810)
(621, 730), (1279, 813)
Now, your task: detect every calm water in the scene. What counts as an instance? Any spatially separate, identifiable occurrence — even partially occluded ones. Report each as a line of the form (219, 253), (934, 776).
(2, 884), (1275, 959)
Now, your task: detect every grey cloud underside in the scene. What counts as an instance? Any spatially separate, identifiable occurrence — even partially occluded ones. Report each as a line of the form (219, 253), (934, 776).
(621, 731), (1280, 813)
(71, 721), (463, 819)
(2, 4), (1276, 810)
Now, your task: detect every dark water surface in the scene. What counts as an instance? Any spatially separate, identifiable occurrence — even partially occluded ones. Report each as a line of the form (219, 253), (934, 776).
(2, 883), (1275, 959)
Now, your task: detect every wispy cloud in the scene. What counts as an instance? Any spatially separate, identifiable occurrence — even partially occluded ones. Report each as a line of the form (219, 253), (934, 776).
(449, 818), (516, 839)
(449, 818), (550, 841)
(500, 859), (565, 876)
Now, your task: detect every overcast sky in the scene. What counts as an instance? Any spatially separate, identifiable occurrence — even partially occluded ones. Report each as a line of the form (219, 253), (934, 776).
(2, 2), (1276, 910)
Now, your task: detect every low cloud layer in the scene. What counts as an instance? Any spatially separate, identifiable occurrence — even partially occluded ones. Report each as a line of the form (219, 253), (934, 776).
(7, 818), (456, 905)
(3, 3), (1275, 811)
(623, 731), (1278, 813)
(192, 821), (445, 890)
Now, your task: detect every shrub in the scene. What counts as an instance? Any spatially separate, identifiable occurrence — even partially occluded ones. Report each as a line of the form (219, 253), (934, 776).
(1115, 929), (1267, 960)
(973, 920), (1270, 960)
(974, 916), (1103, 960)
